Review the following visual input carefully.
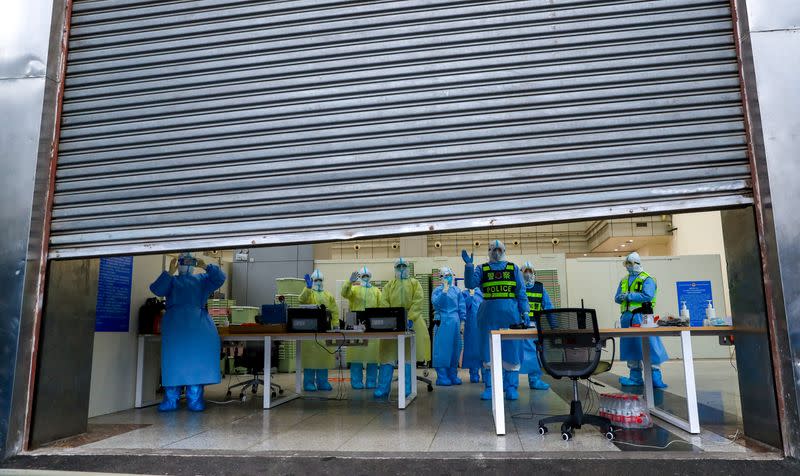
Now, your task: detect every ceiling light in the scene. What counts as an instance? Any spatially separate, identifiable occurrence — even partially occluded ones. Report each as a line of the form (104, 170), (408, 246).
(627, 239), (634, 243)
(583, 253), (588, 257)
(613, 248), (618, 252)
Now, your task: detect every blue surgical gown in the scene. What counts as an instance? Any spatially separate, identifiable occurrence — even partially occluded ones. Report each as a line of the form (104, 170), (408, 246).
(465, 262), (529, 367)
(461, 289), (483, 369)
(431, 285), (466, 368)
(614, 274), (669, 365)
(519, 286), (554, 375)
(150, 264), (226, 387)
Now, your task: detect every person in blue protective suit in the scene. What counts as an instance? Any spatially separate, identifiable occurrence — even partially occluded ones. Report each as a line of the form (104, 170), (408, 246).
(615, 252), (669, 388)
(461, 288), (484, 383)
(376, 258), (429, 399)
(149, 252), (226, 412)
(463, 240), (529, 401)
(298, 270), (339, 392)
(518, 261), (552, 391)
(341, 266), (382, 390)
(431, 267), (467, 386)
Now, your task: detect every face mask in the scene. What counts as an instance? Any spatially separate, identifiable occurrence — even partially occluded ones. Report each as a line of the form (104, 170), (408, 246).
(443, 275), (453, 285)
(178, 265), (192, 275)
(312, 280), (323, 292)
(396, 268), (409, 280)
(361, 277), (372, 287)
(626, 264), (643, 275)
(523, 272), (535, 285)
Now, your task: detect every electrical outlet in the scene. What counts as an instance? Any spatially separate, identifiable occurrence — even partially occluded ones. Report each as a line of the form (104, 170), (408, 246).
(718, 335), (734, 346)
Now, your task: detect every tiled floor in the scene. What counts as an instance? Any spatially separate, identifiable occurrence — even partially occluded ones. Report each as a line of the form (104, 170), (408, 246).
(30, 360), (778, 457)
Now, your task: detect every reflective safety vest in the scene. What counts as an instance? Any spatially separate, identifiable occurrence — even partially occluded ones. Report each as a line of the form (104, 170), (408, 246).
(480, 263), (518, 300)
(619, 271), (657, 312)
(526, 281), (544, 319)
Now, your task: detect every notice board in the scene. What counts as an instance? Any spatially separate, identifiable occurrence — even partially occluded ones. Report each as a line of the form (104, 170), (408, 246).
(95, 256), (133, 332)
(675, 280), (713, 327)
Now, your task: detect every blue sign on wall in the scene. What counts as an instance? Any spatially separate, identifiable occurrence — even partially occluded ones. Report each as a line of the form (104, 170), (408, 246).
(676, 281), (713, 327)
(95, 256), (134, 332)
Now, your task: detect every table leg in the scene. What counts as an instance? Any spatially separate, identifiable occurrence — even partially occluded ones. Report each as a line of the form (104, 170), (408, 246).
(641, 336), (655, 410)
(398, 334), (407, 409)
(295, 338), (302, 395)
(642, 332), (701, 434)
(135, 335), (145, 408)
(680, 330), (701, 433)
(264, 336), (271, 409)
(410, 333), (418, 396)
(491, 333), (505, 436)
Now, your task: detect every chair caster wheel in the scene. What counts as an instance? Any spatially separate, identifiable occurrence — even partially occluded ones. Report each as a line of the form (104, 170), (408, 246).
(538, 426), (548, 435)
(252, 387), (257, 394)
(240, 394), (247, 403)
(561, 432), (572, 441)
(271, 391), (277, 399)
(279, 389), (285, 395)
(605, 431), (615, 440)
(427, 385), (433, 392)
(226, 391), (232, 398)
(423, 370), (430, 377)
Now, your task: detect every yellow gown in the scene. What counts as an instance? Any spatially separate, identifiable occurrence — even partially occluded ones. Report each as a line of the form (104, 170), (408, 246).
(378, 278), (431, 363)
(340, 281), (381, 363)
(298, 287), (338, 369)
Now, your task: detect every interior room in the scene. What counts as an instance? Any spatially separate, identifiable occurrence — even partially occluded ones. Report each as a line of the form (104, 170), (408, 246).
(25, 210), (781, 457)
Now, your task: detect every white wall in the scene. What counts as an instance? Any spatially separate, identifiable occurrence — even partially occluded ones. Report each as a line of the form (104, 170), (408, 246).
(669, 211), (731, 313)
(88, 254), (233, 417)
(88, 254), (161, 417)
(566, 255), (729, 359)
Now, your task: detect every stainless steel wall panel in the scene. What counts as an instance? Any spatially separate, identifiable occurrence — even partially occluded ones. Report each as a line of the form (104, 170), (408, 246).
(52, 0), (752, 257)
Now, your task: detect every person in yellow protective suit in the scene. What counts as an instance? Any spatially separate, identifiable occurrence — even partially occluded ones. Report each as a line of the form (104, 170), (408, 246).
(375, 257), (431, 399)
(298, 270), (339, 392)
(341, 266), (382, 389)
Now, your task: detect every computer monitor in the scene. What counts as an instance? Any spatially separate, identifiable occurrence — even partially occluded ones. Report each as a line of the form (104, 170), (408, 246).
(356, 307), (407, 332)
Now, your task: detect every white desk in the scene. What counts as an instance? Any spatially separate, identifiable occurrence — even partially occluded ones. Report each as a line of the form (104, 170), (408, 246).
(136, 331), (417, 410)
(489, 326), (736, 436)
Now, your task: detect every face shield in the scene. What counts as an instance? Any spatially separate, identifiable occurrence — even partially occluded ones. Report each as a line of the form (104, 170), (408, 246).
(178, 253), (196, 275)
(488, 240), (506, 263)
(395, 259), (410, 280)
(623, 253), (643, 275)
(439, 267), (454, 286)
(521, 261), (535, 285)
(359, 267), (372, 287)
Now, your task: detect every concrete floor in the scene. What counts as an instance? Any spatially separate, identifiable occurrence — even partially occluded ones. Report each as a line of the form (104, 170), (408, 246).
(25, 360), (777, 457)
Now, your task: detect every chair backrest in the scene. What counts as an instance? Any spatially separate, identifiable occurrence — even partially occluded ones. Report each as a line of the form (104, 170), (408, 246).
(534, 308), (602, 379)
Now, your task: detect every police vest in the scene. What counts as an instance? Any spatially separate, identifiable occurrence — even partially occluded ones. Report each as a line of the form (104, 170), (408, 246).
(526, 281), (544, 318)
(619, 272), (657, 312)
(480, 263), (518, 300)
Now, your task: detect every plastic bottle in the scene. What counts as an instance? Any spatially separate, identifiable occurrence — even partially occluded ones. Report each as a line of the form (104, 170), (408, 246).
(706, 300), (716, 320)
(680, 301), (690, 322)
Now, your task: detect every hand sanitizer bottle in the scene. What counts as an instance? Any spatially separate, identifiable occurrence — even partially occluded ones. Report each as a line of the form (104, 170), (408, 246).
(680, 301), (690, 322)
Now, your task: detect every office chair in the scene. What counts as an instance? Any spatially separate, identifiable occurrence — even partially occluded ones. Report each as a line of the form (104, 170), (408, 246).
(226, 341), (283, 401)
(535, 308), (615, 441)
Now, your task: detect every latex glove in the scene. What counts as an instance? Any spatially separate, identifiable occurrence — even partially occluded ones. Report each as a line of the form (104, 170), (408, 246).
(349, 271), (359, 283)
(304, 273), (313, 289)
(461, 249), (474, 264)
(407, 320), (414, 330)
(620, 292), (628, 300)
(196, 258), (207, 269)
(168, 258), (178, 275)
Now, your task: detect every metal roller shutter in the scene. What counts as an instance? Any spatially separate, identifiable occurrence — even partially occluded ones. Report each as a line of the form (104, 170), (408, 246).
(52, 0), (751, 258)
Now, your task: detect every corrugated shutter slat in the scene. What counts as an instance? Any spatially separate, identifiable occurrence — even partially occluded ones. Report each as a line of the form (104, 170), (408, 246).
(51, 0), (751, 258)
